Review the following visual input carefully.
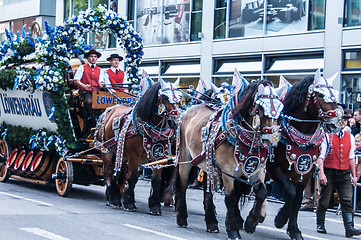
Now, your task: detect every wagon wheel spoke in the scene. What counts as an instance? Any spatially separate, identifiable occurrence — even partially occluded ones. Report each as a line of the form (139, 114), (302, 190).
(0, 140), (10, 182)
(55, 158), (73, 197)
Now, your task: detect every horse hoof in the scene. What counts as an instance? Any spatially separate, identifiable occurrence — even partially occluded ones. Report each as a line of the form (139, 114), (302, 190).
(106, 202), (121, 209)
(274, 211), (288, 228)
(287, 230), (304, 240)
(206, 223), (219, 233)
(244, 216), (257, 234)
(227, 230), (241, 240)
(149, 210), (162, 216)
(177, 218), (188, 228)
(149, 206), (161, 216)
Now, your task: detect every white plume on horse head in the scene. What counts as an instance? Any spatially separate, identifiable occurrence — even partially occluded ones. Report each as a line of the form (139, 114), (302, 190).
(255, 84), (284, 119)
(277, 75), (292, 100)
(211, 82), (220, 92)
(140, 70), (154, 96)
(232, 68), (248, 97)
(158, 77), (182, 104)
(313, 69), (339, 103)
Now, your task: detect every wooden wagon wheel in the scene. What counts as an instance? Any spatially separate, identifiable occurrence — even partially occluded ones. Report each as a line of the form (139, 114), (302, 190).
(55, 158), (73, 197)
(0, 140), (10, 182)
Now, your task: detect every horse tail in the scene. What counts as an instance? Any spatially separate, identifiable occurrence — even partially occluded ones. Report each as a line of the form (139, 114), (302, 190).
(163, 165), (178, 198)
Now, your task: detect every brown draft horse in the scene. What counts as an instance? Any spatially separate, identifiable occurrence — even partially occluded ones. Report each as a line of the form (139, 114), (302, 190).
(176, 81), (285, 239)
(95, 79), (181, 215)
(267, 72), (342, 240)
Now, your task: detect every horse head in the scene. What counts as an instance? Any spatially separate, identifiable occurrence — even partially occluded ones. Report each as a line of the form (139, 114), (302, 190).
(234, 81), (284, 148)
(157, 78), (182, 120)
(309, 70), (343, 134)
(210, 82), (231, 104)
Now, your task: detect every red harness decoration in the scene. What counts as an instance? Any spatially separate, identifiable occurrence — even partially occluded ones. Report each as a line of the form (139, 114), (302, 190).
(282, 122), (325, 176)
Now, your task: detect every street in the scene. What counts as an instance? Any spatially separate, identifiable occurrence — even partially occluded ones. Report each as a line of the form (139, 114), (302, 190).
(0, 178), (359, 240)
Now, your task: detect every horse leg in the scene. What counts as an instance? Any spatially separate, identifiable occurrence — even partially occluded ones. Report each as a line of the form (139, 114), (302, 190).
(287, 185), (305, 240)
(233, 180), (248, 231)
(274, 175), (296, 229)
(244, 182), (268, 234)
(148, 168), (162, 216)
(175, 164), (193, 228)
(223, 176), (242, 240)
(123, 172), (138, 212)
(102, 152), (121, 207)
(202, 173), (219, 233)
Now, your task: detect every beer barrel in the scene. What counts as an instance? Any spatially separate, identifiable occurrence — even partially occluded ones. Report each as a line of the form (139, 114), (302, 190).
(21, 151), (34, 177)
(67, 58), (88, 80)
(6, 149), (18, 168)
(30, 152), (54, 180)
(13, 150), (26, 175)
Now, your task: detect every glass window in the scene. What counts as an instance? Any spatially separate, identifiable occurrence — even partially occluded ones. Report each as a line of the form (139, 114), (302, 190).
(163, 0), (191, 44)
(191, 0), (202, 41)
(229, 0), (264, 38)
(266, 0), (307, 35)
(268, 58), (324, 71)
(215, 0), (227, 8)
(93, 0), (108, 8)
(214, 7), (226, 39)
(64, 0), (70, 19)
(344, 0), (361, 27)
(139, 65), (160, 76)
(342, 75), (361, 110)
(73, 0), (88, 16)
(216, 61), (263, 73)
(308, 0), (326, 30)
(136, 0), (162, 45)
(164, 63), (201, 75)
(214, 76), (261, 86)
(0, 23), (5, 42)
(10, 18), (36, 34)
(264, 75), (308, 87)
(344, 50), (361, 69)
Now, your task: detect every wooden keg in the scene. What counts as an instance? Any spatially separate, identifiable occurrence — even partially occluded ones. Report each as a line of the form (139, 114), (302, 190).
(67, 58), (88, 81)
(13, 150), (26, 175)
(6, 149), (18, 168)
(30, 152), (54, 180)
(21, 151), (34, 177)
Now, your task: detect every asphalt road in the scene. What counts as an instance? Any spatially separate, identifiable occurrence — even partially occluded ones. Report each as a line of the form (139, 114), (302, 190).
(0, 178), (359, 240)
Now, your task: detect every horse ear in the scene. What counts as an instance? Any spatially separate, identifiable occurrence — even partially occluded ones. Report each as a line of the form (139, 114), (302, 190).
(314, 68), (322, 84)
(173, 77), (180, 88)
(275, 84), (288, 100)
(211, 82), (219, 92)
(326, 72), (339, 86)
(159, 77), (166, 89)
(257, 84), (265, 95)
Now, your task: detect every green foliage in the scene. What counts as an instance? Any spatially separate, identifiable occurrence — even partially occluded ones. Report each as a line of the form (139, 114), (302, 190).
(0, 124), (36, 150)
(17, 39), (35, 58)
(0, 69), (16, 90)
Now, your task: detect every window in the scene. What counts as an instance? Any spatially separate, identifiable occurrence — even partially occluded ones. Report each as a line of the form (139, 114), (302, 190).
(139, 64), (160, 76)
(0, 23), (4, 42)
(344, 0), (361, 27)
(308, 0), (326, 30)
(342, 75), (361, 110)
(266, 54), (324, 73)
(344, 50), (361, 69)
(265, 75), (308, 87)
(190, 0), (203, 41)
(162, 62), (201, 75)
(73, 0), (88, 16)
(10, 18), (36, 34)
(214, 0), (227, 39)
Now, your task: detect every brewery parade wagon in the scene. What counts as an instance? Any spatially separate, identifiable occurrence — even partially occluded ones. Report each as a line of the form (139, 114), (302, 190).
(0, 5), (143, 196)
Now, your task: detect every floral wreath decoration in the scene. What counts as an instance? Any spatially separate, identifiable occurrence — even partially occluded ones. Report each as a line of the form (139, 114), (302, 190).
(0, 5), (144, 156)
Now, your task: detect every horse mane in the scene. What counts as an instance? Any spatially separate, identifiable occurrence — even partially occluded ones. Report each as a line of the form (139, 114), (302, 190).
(135, 82), (161, 122)
(233, 80), (272, 118)
(283, 76), (314, 116)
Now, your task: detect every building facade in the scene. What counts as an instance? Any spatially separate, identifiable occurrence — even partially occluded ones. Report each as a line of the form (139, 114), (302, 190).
(1, 0), (361, 110)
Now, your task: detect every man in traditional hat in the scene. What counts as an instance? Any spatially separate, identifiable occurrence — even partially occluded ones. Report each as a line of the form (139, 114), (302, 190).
(73, 49), (104, 132)
(316, 108), (361, 238)
(100, 53), (126, 92)
(73, 49), (105, 91)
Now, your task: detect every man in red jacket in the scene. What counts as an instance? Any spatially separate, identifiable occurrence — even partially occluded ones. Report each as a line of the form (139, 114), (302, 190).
(316, 109), (361, 238)
(101, 53), (126, 92)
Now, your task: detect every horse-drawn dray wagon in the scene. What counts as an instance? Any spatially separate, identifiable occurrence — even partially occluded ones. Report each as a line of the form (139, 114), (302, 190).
(0, 5), (143, 197)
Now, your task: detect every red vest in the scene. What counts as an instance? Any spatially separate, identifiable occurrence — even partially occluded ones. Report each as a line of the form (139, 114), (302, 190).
(107, 69), (124, 92)
(324, 132), (351, 170)
(80, 64), (100, 91)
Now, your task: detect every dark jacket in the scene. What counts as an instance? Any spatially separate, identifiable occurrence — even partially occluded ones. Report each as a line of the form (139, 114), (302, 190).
(352, 122), (361, 136)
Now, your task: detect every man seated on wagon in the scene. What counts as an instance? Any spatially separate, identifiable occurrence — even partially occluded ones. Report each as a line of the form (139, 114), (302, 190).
(100, 53), (127, 92)
(73, 49), (105, 133)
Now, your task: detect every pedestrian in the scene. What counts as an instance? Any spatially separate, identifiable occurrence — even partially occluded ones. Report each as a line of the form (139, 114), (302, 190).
(101, 53), (126, 92)
(351, 109), (361, 136)
(316, 109), (361, 237)
(343, 108), (353, 133)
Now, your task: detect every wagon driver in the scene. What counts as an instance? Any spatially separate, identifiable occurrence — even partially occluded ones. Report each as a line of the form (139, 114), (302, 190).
(102, 53), (126, 92)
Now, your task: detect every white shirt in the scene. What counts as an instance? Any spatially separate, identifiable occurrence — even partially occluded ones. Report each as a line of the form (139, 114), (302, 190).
(73, 63), (104, 83)
(102, 67), (129, 87)
(319, 129), (355, 160)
